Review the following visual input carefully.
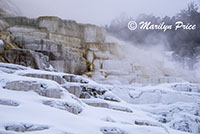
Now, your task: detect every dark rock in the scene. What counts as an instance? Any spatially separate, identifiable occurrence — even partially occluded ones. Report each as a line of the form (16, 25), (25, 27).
(3, 48), (49, 70)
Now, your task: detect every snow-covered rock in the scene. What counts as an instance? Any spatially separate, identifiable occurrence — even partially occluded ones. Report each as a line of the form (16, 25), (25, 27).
(0, 99), (19, 106)
(4, 123), (49, 132)
(82, 99), (132, 113)
(169, 114), (200, 133)
(100, 127), (127, 134)
(62, 84), (82, 98)
(128, 85), (200, 104)
(143, 102), (200, 134)
(3, 80), (63, 99)
(170, 83), (200, 93)
(23, 73), (66, 84)
(43, 100), (83, 115)
(0, 62), (199, 134)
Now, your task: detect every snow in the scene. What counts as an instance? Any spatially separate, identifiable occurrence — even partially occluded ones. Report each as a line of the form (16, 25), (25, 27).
(0, 62), (199, 134)
(0, 40), (4, 46)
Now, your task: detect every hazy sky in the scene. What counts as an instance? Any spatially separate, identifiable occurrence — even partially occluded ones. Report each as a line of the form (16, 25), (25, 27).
(13, 0), (199, 26)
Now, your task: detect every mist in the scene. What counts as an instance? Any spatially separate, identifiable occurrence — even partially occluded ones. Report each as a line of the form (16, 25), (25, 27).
(105, 35), (200, 84)
(12, 0), (198, 25)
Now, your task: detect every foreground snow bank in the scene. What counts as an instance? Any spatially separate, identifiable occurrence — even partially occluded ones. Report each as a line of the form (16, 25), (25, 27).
(0, 62), (199, 134)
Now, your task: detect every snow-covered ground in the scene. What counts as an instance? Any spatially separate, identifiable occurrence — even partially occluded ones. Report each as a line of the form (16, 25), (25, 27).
(0, 62), (199, 134)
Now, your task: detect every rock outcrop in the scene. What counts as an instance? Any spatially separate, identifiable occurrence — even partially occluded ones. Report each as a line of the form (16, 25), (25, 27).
(0, 16), (107, 75)
(4, 49), (50, 70)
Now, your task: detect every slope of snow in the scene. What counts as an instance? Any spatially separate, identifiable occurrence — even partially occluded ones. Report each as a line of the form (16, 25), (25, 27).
(0, 62), (199, 134)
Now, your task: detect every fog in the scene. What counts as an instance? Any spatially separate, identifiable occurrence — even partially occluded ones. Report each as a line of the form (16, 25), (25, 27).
(12, 0), (197, 25)
(105, 35), (200, 83)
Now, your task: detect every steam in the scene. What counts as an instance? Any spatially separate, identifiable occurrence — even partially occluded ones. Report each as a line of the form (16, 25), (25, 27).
(106, 35), (200, 83)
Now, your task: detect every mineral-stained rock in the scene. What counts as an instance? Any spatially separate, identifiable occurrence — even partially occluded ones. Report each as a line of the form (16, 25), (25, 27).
(4, 123), (49, 132)
(43, 100), (83, 115)
(3, 48), (49, 70)
(0, 16), (107, 75)
(4, 80), (62, 98)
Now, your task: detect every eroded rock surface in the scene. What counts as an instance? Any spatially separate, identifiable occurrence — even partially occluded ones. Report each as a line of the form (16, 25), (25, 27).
(0, 16), (106, 75)
(3, 49), (50, 70)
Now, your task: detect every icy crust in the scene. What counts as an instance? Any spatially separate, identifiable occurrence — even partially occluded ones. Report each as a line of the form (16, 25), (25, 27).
(0, 62), (199, 134)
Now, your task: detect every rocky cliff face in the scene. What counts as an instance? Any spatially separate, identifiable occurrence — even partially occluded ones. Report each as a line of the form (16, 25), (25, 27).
(0, 16), (111, 75)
